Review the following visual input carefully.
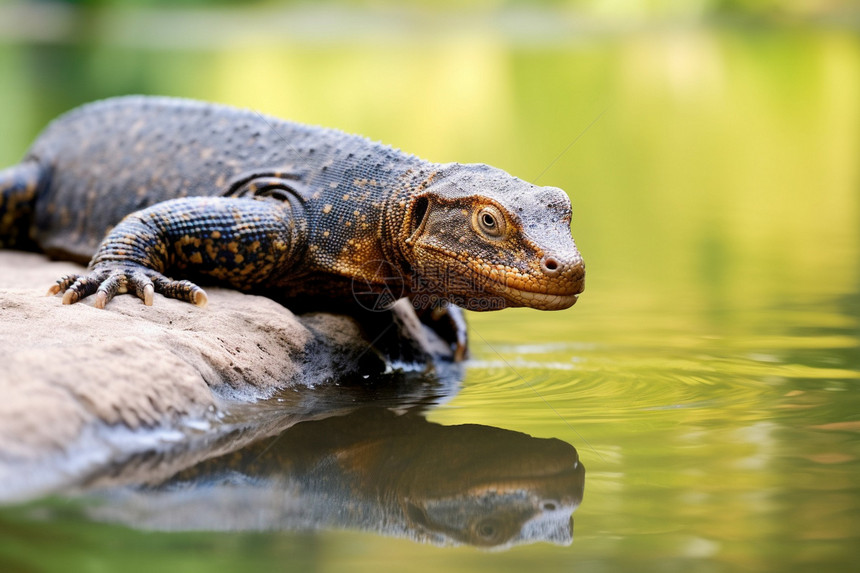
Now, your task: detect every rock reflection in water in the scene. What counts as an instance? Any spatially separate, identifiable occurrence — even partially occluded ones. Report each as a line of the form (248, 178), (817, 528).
(89, 407), (585, 549)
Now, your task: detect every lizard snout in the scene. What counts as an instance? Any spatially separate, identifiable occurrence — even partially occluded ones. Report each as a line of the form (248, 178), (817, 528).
(540, 253), (584, 282)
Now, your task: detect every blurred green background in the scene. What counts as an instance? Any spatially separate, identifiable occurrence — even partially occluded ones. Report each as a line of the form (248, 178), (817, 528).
(0, 0), (857, 313)
(0, 0), (858, 571)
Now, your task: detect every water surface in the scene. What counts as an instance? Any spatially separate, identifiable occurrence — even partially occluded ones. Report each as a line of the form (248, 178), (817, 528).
(0, 9), (857, 572)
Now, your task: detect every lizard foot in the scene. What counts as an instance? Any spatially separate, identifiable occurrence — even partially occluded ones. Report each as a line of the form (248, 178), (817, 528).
(47, 264), (208, 309)
(413, 301), (469, 362)
(437, 303), (469, 362)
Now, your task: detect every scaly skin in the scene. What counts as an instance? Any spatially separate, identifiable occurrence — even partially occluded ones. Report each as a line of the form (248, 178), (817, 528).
(0, 96), (585, 359)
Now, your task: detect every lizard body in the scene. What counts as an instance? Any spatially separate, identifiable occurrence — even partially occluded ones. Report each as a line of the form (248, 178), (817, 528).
(0, 96), (585, 358)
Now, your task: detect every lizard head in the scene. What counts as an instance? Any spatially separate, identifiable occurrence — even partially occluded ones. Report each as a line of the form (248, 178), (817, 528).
(403, 164), (585, 311)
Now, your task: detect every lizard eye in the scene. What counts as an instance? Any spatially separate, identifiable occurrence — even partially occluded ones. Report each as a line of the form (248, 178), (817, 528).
(474, 205), (506, 240)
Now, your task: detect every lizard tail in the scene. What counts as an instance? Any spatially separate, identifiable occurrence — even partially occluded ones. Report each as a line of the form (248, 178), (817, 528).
(0, 160), (44, 250)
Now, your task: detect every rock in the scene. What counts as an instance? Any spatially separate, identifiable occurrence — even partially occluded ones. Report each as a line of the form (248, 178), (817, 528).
(0, 250), (453, 501)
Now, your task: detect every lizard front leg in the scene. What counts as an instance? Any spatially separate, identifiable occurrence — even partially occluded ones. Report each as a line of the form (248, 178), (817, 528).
(48, 197), (301, 308)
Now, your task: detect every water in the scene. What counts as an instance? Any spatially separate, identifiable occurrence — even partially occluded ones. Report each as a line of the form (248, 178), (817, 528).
(0, 5), (858, 571)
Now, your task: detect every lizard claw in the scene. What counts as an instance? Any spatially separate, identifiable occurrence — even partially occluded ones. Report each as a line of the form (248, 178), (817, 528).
(151, 277), (208, 307)
(62, 289), (78, 305)
(61, 273), (107, 305)
(47, 274), (81, 297)
(143, 284), (154, 306)
(48, 264), (207, 309)
(193, 289), (208, 307)
(94, 291), (108, 309)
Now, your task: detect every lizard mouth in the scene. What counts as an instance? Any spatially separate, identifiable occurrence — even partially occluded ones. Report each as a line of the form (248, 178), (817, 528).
(408, 244), (583, 311)
(472, 262), (584, 311)
(493, 283), (581, 310)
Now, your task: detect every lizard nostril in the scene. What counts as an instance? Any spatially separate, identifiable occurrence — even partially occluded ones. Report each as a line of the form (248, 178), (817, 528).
(541, 255), (560, 275)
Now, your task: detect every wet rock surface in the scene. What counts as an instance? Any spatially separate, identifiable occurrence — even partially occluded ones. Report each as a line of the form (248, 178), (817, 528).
(0, 250), (452, 501)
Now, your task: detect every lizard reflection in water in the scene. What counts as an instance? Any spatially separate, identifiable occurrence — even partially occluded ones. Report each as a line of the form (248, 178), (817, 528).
(89, 407), (585, 549)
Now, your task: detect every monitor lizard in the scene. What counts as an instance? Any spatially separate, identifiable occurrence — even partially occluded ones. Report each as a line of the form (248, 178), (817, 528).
(0, 96), (585, 360)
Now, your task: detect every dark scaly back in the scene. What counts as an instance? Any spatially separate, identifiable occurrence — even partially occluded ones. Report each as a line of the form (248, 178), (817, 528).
(26, 96), (430, 266)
